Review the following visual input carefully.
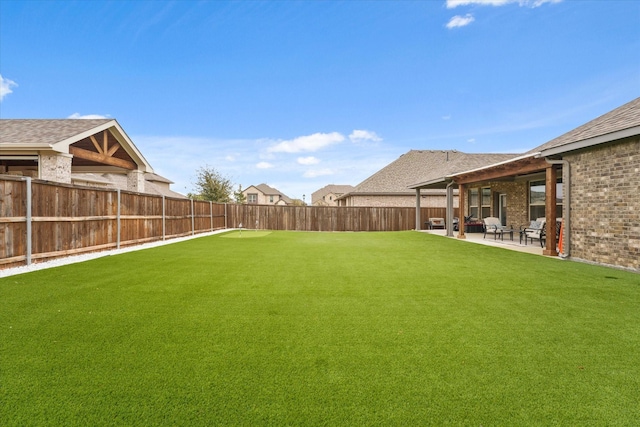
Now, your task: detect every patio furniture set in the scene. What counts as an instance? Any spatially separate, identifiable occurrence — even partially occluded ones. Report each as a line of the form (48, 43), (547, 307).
(483, 216), (562, 247)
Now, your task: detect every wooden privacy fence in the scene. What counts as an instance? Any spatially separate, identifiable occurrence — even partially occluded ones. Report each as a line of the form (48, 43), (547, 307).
(1, 176), (458, 269)
(0, 177), (225, 269)
(227, 204), (455, 232)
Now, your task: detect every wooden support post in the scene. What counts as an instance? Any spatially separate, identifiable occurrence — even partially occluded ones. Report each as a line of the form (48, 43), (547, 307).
(457, 183), (466, 239)
(544, 165), (558, 256)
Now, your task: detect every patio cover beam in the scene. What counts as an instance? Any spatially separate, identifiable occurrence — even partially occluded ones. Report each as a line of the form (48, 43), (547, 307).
(453, 156), (548, 184)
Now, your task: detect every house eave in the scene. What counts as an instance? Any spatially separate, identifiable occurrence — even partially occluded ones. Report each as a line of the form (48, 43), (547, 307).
(539, 125), (640, 157)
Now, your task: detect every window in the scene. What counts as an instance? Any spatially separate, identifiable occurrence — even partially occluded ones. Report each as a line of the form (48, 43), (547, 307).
(481, 188), (491, 219)
(529, 179), (563, 220)
(269, 195), (274, 203)
(248, 193), (258, 204)
(468, 189), (479, 219)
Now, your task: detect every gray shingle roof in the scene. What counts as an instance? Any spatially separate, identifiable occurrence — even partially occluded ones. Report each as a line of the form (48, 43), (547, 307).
(0, 119), (113, 146)
(531, 97), (640, 154)
(311, 184), (355, 200)
(351, 150), (518, 194)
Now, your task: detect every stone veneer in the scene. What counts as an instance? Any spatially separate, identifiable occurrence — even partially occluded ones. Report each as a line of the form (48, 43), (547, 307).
(40, 153), (72, 183)
(566, 137), (639, 271)
(127, 170), (146, 193)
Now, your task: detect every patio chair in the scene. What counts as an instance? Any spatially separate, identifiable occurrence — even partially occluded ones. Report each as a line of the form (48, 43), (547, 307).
(428, 218), (446, 230)
(483, 217), (506, 240)
(520, 218), (546, 246)
(541, 218), (563, 249)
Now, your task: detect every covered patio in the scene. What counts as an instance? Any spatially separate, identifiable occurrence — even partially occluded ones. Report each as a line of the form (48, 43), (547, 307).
(411, 153), (564, 258)
(419, 228), (546, 256)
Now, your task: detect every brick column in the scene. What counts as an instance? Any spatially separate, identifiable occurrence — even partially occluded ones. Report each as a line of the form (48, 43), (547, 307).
(40, 153), (72, 183)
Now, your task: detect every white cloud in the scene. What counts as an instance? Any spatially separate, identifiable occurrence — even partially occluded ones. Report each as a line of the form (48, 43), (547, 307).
(446, 0), (561, 8)
(68, 113), (110, 119)
(267, 132), (345, 153)
(297, 156), (320, 165)
(349, 129), (382, 143)
(442, 115), (452, 120)
(0, 75), (17, 101)
(446, 14), (475, 28)
(256, 161), (274, 169)
(467, 138), (476, 143)
(225, 155), (235, 161)
(303, 168), (334, 178)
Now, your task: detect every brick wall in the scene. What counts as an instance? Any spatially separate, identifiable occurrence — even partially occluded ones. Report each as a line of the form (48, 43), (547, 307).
(346, 193), (455, 208)
(567, 137), (640, 271)
(490, 181), (529, 228)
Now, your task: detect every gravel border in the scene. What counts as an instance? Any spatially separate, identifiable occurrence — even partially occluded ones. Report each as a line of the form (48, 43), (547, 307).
(0, 229), (232, 278)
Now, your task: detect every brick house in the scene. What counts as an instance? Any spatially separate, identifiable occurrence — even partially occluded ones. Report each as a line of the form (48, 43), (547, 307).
(412, 97), (640, 271)
(311, 184), (354, 206)
(0, 119), (185, 198)
(243, 183), (293, 205)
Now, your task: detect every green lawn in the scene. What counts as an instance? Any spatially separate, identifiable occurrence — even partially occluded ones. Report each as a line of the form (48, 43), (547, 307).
(1, 231), (639, 426)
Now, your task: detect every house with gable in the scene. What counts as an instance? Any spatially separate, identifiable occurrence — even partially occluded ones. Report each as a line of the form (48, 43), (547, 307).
(242, 183), (293, 205)
(0, 119), (184, 198)
(336, 149), (516, 208)
(411, 97), (640, 271)
(311, 184), (354, 206)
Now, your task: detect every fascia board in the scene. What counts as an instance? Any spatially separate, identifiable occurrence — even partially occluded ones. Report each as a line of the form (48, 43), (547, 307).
(445, 152), (540, 178)
(540, 126), (640, 157)
(408, 177), (450, 190)
(0, 145), (55, 153)
(108, 121), (154, 173)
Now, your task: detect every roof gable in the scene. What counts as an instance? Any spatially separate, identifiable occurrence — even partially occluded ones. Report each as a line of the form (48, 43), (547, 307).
(248, 183), (293, 203)
(0, 119), (153, 172)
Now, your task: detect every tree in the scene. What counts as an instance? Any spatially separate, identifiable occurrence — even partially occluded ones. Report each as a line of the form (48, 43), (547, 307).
(191, 165), (233, 203)
(233, 185), (246, 204)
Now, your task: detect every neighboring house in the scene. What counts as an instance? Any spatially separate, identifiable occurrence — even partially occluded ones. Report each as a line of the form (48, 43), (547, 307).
(0, 119), (185, 198)
(336, 150), (516, 208)
(243, 183), (293, 205)
(412, 97), (640, 271)
(311, 184), (354, 206)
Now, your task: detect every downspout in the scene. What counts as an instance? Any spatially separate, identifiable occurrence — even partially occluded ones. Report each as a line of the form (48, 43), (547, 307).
(545, 158), (570, 258)
(446, 180), (456, 237)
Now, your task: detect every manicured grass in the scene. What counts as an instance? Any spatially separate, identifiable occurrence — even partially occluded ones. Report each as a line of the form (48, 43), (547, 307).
(1, 231), (639, 426)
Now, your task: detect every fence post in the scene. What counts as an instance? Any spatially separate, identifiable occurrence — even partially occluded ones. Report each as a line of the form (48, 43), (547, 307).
(224, 203), (227, 229)
(25, 177), (32, 266)
(162, 195), (166, 241)
(191, 198), (195, 236)
(116, 189), (121, 249)
(210, 201), (213, 231)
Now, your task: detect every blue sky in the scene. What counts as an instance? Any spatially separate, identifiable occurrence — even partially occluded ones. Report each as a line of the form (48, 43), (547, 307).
(1, 0), (638, 200)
